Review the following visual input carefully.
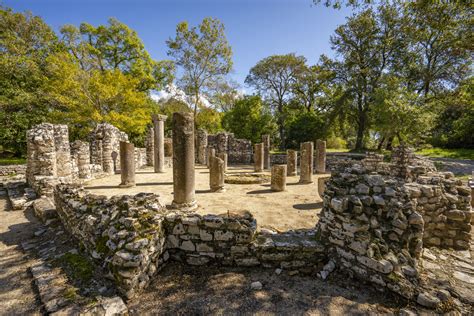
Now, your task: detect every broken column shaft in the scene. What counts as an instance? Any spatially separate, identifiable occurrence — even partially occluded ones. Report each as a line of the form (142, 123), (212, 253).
(271, 164), (287, 192)
(254, 143), (264, 172)
(262, 134), (270, 170)
(287, 149), (297, 176)
(119, 141), (135, 187)
(299, 142), (314, 184)
(152, 114), (167, 173)
(217, 152), (228, 172)
(209, 156), (225, 192)
(315, 139), (326, 174)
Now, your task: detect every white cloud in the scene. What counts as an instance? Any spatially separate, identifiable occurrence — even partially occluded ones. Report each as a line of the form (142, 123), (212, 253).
(150, 84), (211, 108)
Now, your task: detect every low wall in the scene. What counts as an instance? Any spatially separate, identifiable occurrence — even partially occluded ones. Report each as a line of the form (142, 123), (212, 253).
(54, 185), (328, 298)
(0, 164), (26, 176)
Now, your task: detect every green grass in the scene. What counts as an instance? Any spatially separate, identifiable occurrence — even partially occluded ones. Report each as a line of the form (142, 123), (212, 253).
(0, 157), (26, 165)
(415, 148), (474, 160)
(327, 148), (350, 153)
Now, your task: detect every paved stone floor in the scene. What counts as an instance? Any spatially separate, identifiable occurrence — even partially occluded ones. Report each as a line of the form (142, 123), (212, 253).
(85, 165), (327, 231)
(0, 194), (42, 315)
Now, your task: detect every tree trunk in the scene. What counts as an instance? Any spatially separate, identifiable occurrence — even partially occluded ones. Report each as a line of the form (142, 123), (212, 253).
(386, 136), (394, 150)
(355, 101), (366, 151)
(377, 136), (385, 151)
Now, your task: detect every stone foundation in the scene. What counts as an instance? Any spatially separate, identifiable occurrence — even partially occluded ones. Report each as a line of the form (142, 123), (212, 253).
(0, 164), (26, 177)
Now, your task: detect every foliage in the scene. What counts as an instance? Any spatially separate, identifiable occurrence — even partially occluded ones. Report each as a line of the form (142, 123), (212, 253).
(167, 17), (233, 118)
(285, 111), (327, 149)
(196, 107), (223, 133)
(158, 97), (191, 135)
(0, 157), (27, 165)
(245, 53), (306, 148)
(222, 95), (276, 144)
(415, 148), (474, 161)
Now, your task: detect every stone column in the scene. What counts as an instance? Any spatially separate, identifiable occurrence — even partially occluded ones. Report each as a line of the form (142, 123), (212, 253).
(299, 142), (314, 184)
(152, 114), (167, 173)
(72, 140), (91, 179)
(262, 134), (270, 170)
(206, 147), (216, 168)
(254, 143), (264, 172)
(287, 149), (297, 176)
(209, 156), (225, 192)
(172, 112), (196, 208)
(317, 175), (331, 199)
(145, 126), (154, 166)
(196, 129), (208, 164)
(271, 165), (287, 192)
(217, 152), (228, 172)
(53, 125), (72, 178)
(119, 141), (135, 188)
(315, 139), (326, 174)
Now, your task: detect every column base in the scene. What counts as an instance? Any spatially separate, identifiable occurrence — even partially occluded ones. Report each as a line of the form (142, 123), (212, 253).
(169, 200), (197, 211)
(298, 180), (313, 184)
(210, 187), (226, 193)
(118, 182), (135, 188)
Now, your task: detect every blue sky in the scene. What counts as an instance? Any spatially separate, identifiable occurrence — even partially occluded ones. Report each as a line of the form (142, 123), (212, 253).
(4, 0), (353, 88)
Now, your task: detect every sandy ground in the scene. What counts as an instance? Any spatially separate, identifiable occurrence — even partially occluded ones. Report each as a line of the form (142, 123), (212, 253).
(85, 165), (326, 231)
(0, 194), (42, 315)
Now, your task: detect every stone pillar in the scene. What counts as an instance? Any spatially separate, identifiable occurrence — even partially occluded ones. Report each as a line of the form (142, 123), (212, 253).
(72, 140), (91, 179)
(254, 143), (264, 172)
(318, 175), (331, 199)
(53, 125), (72, 178)
(315, 139), (326, 174)
(299, 142), (314, 184)
(271, 165), (287, 192)
(209, 156), (225, 192)
(206, 147), (216, 168)
(145, 126), (154, 166)
(262, 134), (270, 170)
(196, 129), (208, 164)
(119, 141), (135, 188)
(217, 152), (228, 172)
(287, 149), (297, 176)
(152, 114), (167, 173)
(172, 112), (196, 208)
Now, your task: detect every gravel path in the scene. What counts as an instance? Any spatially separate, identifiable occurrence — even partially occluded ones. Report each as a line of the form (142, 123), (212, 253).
(0, 195), (42, 315)
(427, 157), (474, 176)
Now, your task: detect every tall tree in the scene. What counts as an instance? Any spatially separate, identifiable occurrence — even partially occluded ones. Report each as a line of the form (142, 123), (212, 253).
(166, 17), (233, 118)
(0, 6), (58, 155)
(245, 54), (306, 148)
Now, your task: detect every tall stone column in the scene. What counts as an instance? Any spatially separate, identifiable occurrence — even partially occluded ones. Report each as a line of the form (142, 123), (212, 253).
(206, 147), (216, 168)
(315, 139), (326, 174)
(262, 134), (270, 170)
(196, 129), (208, 164)
(145, 126), (154, 166)
(119, 141), (135, 188)
(217, 152), (228, 172)
(287, 149), (297, 176)
(209, 156), (225, 192)
(271, 165), (287, 192)
(299, 142), (314, 184)
(172, 112), (196, 208)
(254, 143), (264, 172)
(152, 114), (167, 173)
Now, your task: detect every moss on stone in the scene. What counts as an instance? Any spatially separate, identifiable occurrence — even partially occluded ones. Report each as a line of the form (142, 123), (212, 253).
(95, 236), (109, 254)
(58, 253), (94, 282)
(63, 286), (78, 301)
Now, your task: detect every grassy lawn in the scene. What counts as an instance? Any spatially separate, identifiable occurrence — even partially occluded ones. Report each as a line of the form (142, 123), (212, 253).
(0, 157), (26, 165)
(415, 148), (474, 161)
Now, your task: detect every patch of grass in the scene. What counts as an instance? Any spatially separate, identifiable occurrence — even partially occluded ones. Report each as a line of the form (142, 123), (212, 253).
(0, 157), (26, 165)
(327, 148), (350, 153)
(416, 148), (474, 160)
(57, 253), (94, 282)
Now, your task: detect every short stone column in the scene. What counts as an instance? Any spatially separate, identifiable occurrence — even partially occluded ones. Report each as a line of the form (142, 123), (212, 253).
(152, 114), (167, 173)
(315, 139), (326, 174)
(287, 149), (297, 176)
(119, 141), (135, 188)
(299, 142), (314, 184)
(206, 147), (216, 168)
(254, 143), (264, 172)
(271, 165), (287, 192)
(217, 152), (228, 172)
(209, 156), (225, 192)
(172, 112), (196, 208)
(262, 134), (270, 170)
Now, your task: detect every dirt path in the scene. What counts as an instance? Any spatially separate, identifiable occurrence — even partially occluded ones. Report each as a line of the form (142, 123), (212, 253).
(0, 195), (42, 315)
(427, 157), (474, 176)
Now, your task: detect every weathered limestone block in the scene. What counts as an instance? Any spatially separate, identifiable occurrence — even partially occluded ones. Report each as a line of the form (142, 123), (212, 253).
(271, 165), (287, 192)
(172, 112), (196, 209)
(217, 152), (228, 172)
(254, 143), (264, 172)
(209, 156), (225, 192)
(152, 114), (167, 173)
(287, 149), (297, 176)
(315, 139), (326, 174)
(299, 142), (313, 184)
(119, 142), (135, 188)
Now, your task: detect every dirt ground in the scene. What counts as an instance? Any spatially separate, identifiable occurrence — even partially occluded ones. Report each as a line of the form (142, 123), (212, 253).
(127, 263), (404, 315)
(0, 194), (42, 315)
(85, 165), (326, 231)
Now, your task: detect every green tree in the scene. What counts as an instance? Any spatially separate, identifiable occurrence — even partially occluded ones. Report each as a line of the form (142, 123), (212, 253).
(245, 54), (306, 148)
(285, 111), (327, 149)
(0, 6), (58, 155)
(196, 108), (223, 133)
(60, 18), (174, 92)
(167, 17), (233, 119)
(222, 96), (276, 144)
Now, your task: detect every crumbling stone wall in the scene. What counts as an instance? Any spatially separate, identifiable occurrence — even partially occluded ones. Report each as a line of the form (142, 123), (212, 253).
(317, 148), (472, 299)
(26, 123), (73, 196)
(207, 132), (252, 164)
(134, 147), (147, 169)
(0, 164), (26, 177)
(70, 140), (94, 180)
(89, 123), (128, 175)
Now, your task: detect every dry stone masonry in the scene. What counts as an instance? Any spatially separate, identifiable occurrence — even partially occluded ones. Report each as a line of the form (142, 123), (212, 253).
(206, 132), (253, 164)
(90, 123), (129, 175)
